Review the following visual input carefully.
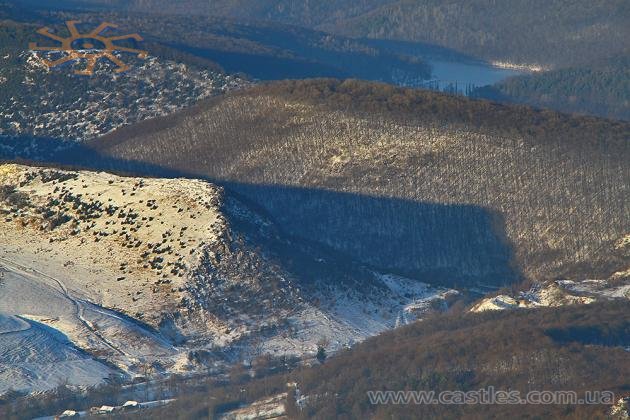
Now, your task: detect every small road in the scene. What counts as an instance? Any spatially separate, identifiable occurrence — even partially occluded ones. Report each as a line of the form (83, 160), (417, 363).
(0, 255), (127, 356)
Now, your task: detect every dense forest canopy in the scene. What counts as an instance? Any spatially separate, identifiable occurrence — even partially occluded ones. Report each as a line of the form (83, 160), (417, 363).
(324, 0), (630, 68)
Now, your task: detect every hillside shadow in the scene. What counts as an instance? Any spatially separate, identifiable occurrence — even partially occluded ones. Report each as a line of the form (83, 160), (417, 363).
(169, 44), (350, 81)
(168, 42), (430, 83)
(16, 315), (73, 346)
(1, 135), (521, 288)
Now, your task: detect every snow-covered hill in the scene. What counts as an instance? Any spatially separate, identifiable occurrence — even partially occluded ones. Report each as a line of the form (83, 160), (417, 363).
(0, 164), (455, 395)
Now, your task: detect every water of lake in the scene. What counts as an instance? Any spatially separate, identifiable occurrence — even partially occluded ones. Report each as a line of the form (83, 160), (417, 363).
(368, 39), (526, 95)
(427, 58), (524, 92)
(394, 56), (525, 95)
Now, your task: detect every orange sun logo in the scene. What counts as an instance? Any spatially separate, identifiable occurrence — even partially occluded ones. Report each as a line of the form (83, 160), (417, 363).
(29, 21), (148, 75)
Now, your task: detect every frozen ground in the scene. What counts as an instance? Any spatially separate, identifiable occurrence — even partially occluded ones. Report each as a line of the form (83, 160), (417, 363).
(218, 393), (287, 420)
(0, 257), (179, 394)
(259, 274), (454, 358)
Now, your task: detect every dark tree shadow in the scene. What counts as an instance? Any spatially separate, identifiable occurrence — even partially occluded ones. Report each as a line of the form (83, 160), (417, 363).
(1, 135), (521, 288)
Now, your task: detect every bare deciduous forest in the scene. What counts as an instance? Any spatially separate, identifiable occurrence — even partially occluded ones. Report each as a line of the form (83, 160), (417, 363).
(475, 55), (630, 121)
(80, 79), (629, 287)
(288, 301), (630, 419)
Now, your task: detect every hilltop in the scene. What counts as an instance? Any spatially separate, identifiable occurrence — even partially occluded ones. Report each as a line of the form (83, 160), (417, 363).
(0, 163), (456, 394)
(37, 301), (628, 419)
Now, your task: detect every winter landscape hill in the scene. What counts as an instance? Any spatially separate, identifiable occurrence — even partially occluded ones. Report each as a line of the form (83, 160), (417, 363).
(0, 13), (244, 144)
(0, 3), (430, 144)
(261, 301), (630, 419)
(0, 1), (628, 419)
(0, 163), (455, 396)
(1, 2), (431, 85)
(5, 0), (629, 124)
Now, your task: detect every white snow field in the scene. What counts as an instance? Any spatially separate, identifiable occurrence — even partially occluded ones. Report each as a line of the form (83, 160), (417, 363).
(0, 313), (114, 395)
(0, 259), (179, 394)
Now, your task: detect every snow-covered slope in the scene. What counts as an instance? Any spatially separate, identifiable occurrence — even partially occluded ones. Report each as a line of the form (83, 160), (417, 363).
(471, 267), (629, 313)
(0, 164), (455, 395)
(0, 314), (114, 395)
